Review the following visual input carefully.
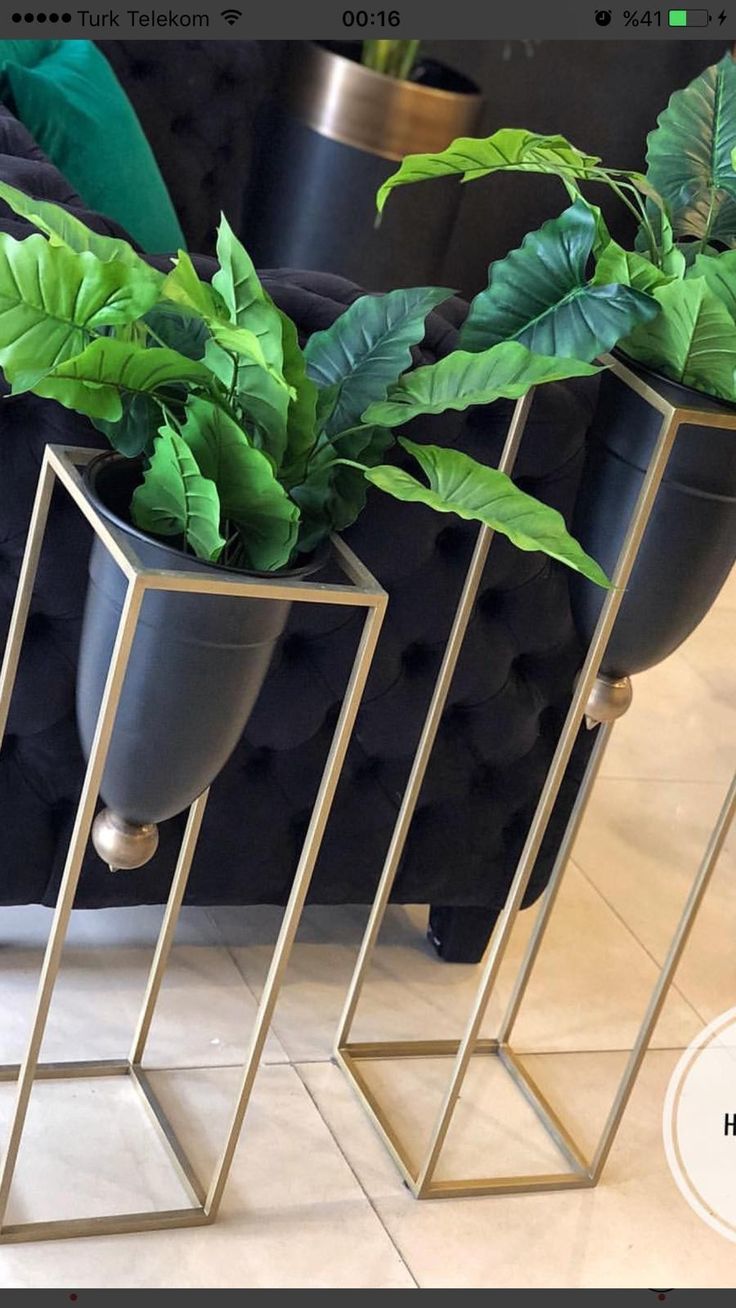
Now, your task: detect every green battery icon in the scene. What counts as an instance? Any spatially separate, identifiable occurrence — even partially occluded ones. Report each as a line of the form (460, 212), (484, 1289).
(668, 8), (711, 23)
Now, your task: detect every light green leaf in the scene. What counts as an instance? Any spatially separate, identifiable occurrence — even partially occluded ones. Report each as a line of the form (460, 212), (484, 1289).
(594, 239), (675, 296)
(213, 214), (284, 375)
(30, 337), (213, 424)
(204, 339), (290, 467)
(622, 275), (736, 399)
(645, 54), (736, 245)
(131, 425), (225, 562)
(376, 129), (600, 213)
(366, 439), (610, 588)
(0, 180), (164, 276)
(179, 397), (300, 571)
(363, 340), (599, 427)
(164, 250), (285, 382)
(685, 248), (736, 321)
(162, 251), (224, 319)
(305, 287), (452, 436)
(0, 232), (163, 390)
(461, 200), (658, 360)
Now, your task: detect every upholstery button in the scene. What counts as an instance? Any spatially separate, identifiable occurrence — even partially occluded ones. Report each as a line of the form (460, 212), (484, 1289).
(400, 641), (433, 675)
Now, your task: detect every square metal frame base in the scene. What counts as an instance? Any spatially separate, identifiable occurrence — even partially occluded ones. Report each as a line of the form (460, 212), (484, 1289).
(336, 1040), (594, 1200)
(0, 1059), (213, 1244)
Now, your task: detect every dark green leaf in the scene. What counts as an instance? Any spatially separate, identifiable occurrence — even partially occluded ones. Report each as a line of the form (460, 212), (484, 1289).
(363, 340), (599, 427)
(292, 425), (392, 553)
(645, 54), (736, 245)
(304, 287), (452, 436)
(376, 129), (600, 213)
(131, 424), (225, 562)
(179, 397), (300, 571)
(277, 307), (319, 486)
(460, 200), (659, 360)
(366, 439), (610, 587)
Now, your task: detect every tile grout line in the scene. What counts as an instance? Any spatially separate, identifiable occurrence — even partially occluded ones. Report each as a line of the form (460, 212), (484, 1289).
(292, 1061), (420, 1290)
(571, 857), (710, 1029)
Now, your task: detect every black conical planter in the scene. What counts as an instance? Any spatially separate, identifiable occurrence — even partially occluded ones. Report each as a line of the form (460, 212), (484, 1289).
(246, 42), (482, 291)
(570, 361), (736, 678)
(77, 453), (318, 830)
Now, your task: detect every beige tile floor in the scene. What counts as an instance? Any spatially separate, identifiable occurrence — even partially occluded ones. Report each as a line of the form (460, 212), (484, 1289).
(0, 574), (732, 1287)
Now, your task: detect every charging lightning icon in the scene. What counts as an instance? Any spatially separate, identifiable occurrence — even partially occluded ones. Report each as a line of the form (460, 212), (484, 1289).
(719, 9), (727, 21)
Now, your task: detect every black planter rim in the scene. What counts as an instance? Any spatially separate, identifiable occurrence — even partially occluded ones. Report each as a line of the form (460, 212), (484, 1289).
(612, 348), (736, 419)
(83, 451), (327, 581)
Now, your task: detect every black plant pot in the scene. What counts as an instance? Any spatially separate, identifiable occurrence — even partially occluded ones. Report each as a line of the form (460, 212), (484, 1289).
(570, 361), (736, 678)
(245, 42), (482, 291)
(77, 453), (320, 834)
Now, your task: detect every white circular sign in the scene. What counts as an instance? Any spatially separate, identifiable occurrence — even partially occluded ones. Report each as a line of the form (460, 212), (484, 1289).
(663, 1006), (736, 1243)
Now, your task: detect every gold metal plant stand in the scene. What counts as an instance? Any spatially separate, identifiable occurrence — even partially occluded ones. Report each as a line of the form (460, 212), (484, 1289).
(0, 445), (386, 1243)
(336, 357), (736, 1200)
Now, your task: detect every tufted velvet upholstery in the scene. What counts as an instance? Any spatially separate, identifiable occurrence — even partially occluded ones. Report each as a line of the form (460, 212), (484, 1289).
(0, 94), (598, 962)
(100, 40), (282, 254)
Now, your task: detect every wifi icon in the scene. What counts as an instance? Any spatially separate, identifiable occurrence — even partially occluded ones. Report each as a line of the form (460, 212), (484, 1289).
(221, 7), (242, 23)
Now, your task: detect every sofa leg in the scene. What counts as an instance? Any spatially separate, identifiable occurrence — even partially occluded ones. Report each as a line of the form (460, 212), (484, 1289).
(427, 904), (498, 964)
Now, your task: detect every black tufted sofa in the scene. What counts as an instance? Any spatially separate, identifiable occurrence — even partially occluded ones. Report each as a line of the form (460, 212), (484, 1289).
(0, 54), (599, 962)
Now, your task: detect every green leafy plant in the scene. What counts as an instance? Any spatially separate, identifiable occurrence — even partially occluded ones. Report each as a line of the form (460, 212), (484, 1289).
(374, 54), (736, 404)
(0, 182), (612, 586)
(361, 40), (421, 80)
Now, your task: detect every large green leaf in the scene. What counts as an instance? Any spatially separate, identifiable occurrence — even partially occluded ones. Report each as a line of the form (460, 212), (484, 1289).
(366, 439), (610, 587)
(685, 248), (736, 320)
(204, 339), (290, 467)
(376, 129), (600, 213)
(304, 287), (452, 436)
(645, 54), (736, 246)
(163, 250), (284, 381)
(30, 337), (213, 424)
(460, 200), (658, 360)
(131, 425), (225, 562)
(622, 275), (736, 399)
(363, 340), (599, 427)
(0, 232), (163, 390)
(0, 180), (163, 276)
(277, 307), (319, 486)
(179, 397), (300, 570)
(593, 239), (676, 296)
(213, 215), (285, 376)
(292, 424), (392, 553)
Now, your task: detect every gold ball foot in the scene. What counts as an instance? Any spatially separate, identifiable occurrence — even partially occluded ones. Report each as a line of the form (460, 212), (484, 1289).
(584, 673), (633, 729)
(92, 809), (159, 872)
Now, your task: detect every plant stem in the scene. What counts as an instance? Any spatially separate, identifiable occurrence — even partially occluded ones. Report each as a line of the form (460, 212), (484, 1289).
(362, 39), (420, 80)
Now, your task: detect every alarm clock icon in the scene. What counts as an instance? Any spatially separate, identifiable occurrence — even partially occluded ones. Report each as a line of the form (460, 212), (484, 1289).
(596, 9), (613, 22)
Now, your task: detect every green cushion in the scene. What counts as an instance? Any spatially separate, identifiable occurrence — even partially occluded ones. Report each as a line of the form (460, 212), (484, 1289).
(0, 40), (185, 253)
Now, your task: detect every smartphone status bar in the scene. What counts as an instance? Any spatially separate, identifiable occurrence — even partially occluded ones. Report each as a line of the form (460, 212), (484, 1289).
(0, 1), (732, 39)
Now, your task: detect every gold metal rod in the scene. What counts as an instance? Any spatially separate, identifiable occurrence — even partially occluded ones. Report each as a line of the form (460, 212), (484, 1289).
(0, 577), (144, 1227)
(335, 390), (536, 1053)
(128, 1066), (206, 1207)
(589, 770), (736, 1184)
(498, 1046), (589, 1175)
(0, 1207), (210, 1245)
(497, 721), (614, 1046)
(137, 569), (378, 607)
(335, 1048), (420, 1190)
(341, 1038), (499, 1060)
(0, 1060), (128, 1083)
(46, 448), (142, 582)
(204, 599), (387, 1218)
(424, 1172), (594, 1200)
(0, 450), (56, 743)
(129, 790), (211, 1066)
(415, 406), (680, 1196)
